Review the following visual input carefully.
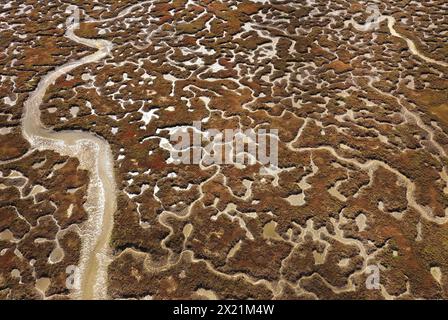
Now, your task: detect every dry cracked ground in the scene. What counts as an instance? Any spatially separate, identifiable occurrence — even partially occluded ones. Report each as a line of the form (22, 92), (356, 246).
(1, 0), (448, 300)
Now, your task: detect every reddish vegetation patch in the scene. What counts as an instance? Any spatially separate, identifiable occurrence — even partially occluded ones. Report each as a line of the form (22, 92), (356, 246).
(0, 130), (29, 161)
(327, 60), (353, 74)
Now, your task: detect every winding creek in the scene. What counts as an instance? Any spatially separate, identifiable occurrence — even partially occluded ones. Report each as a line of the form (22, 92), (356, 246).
(21, 1), (158, 299)
(22, 8), (118, 300)
(347, 15), (448, 68)
(19, 3), (448, 300)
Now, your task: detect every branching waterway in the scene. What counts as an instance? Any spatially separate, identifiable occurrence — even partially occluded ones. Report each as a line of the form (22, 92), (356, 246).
(20, 3), (448, 299)
(346, 15), (448, 68)
(21, 2), (151, 299)
(21, 21), (116, 300)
